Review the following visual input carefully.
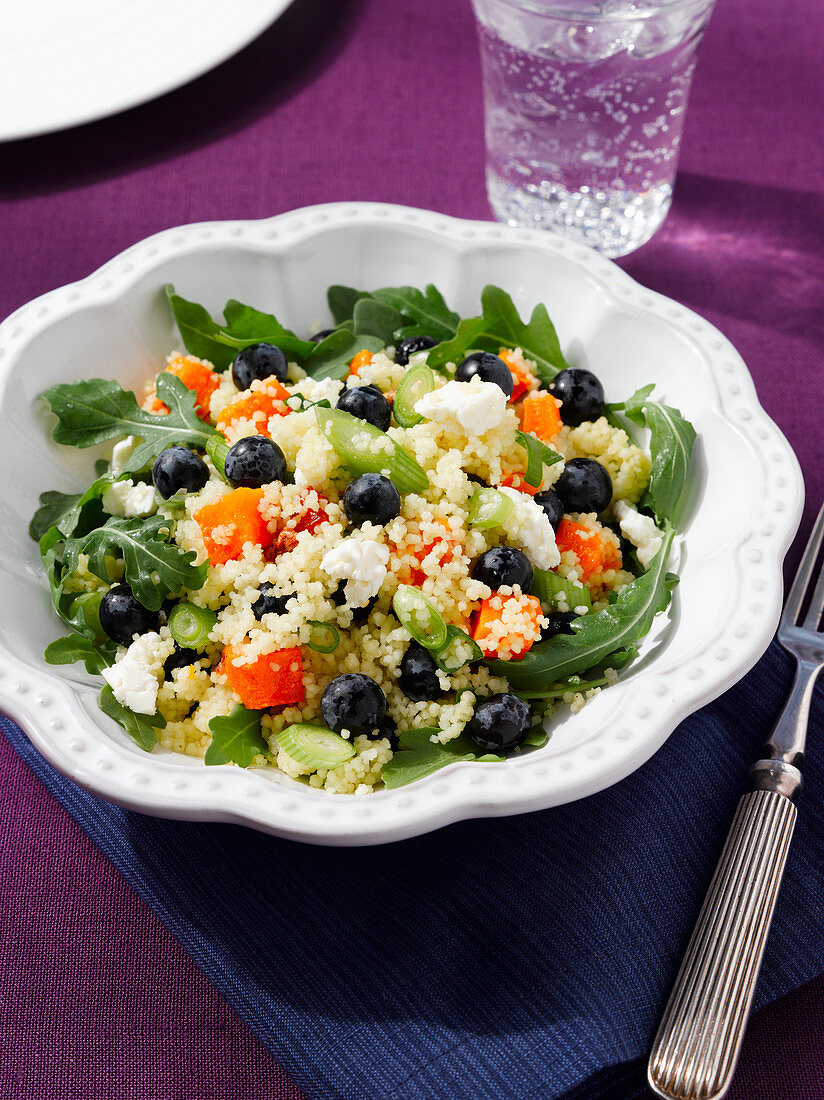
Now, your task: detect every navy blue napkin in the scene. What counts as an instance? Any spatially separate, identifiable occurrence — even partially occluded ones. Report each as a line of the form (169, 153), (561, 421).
(3, 640), (824, 1100)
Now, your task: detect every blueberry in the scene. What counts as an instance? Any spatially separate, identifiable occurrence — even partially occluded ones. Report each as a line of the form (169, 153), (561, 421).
(398, 641), (446, 702)
(163, 644), (199, 679)
(224, 436), (287, 488)
(604, 521), (636, 571)
(548, 368), (604, 426)
(343, 473), (401, 527)
(455, 352), (514, 398)
(377, 712), (399, 749)
(99, 584), (159, 646)
(540, 612), (577, 642)
(252, 583), (292, 620)
(152, 446), (209, 499)
(466, 693), (532, 753)
(320, 673), (387, 736)
(395, 335), (436, 365)
(471, 546), (533, 592)
(331, 581), (376, 625)
(310, 328), (334, 343)
(231, 343), (288, 390)
(534, 488), (564, 531)
(336, 385), (391, 431)
(555, 457), (612, 514)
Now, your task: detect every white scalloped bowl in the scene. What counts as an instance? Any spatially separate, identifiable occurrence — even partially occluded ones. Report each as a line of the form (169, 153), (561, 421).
(0, 203), (803, 845)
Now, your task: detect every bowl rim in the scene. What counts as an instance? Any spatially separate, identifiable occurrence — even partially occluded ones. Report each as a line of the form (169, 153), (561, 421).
(0, 201), (804, 845)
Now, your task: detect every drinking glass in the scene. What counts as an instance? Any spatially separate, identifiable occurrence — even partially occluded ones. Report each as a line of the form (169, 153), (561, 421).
(471, 0), (717, 257)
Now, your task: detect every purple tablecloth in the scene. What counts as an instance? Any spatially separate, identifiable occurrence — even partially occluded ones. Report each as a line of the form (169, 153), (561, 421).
(1, 0), (822, 1096)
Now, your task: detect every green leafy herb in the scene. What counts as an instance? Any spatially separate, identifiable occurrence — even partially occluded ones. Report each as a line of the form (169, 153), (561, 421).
(515, 429), (564, 487)
(41, 373), (222, 475)
(44, 634), (117, 675)
(29, 475), (112, 541)
(521, 727), (549, 748)
(205, 704), (269, 767)
(489, 528), (677, 689)
(372, 285), (460, 342)
(98, 683), (164, 752)
(166, 288), (315, 370)
(59, 514), (207, 611)
(303, 330), (383, 381)
(328, 285), (372, 325)
(383, 726), (504, 789)
(617, 387), (697, 524)
(428, 286), (570, 384)
(353, 298), (406, 344)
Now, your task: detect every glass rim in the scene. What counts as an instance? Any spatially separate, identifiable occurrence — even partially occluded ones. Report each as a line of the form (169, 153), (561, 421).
(474, 0), (715, 23)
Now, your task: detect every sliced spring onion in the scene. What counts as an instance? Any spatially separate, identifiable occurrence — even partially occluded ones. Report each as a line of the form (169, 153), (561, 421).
(305, 620), (340, 654)
(393, 363), (435, 427)
(70, 590), (105, 640)
(467, 485), (514, 529)
(315, 407), (429, 494)
(167, 602), (218, 650)
(531, 568), (591, 613)
(276, 724), (356, 769)
(392, 585), (448, 651)
(206, 435), (229, 479)
(515, 430), (563, 487)
(433, 624), (483, 673)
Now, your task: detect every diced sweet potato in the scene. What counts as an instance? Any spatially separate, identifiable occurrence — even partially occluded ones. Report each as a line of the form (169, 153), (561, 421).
(499, 348), (537, 403)
(216, 384), (291, 439)
(193, 488), (274, 565)
(555, 518), (620, 581)
(472, 593), (543, 659)
(499, 472), (542, 496)
(166, 356), (220, 421)
(220, 644), (304, 709)
(348, 348), (374, 377)
(521, 393), (562, 442)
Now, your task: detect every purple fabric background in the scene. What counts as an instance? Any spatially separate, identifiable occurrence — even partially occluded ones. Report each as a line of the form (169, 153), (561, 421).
(1, 0), (822, 1097)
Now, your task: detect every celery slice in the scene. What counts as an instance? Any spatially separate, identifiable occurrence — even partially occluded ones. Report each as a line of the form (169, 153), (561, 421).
(393, 363), (435, 427)
(315, 407), (428, 494)
(276, 724), (356, 769)
(467, 486), (514, 529)
(168, 602), (218, 649)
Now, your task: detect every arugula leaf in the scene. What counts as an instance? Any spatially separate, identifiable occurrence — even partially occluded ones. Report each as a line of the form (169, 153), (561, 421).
(29, 475), (112, 541)
(166, 288), (314, 369)
(44, 634), (117, 675)
(353, 298), (406, 344)
(303, 330), (383, 381)
(522, 727), (549, 748)
(619, 387), (696, 524)
(489, 528), (677, 689)
(205, 704), (268, 767)
(515, 430), (563, 487)
(328, 285), (372, 325)
(98, 683), (164, 752)
(384, 726), (504, 788)
(41, 373), (222, 475)
(372, 285), (460, 342)
(428, 286), (570, 384)
(60, 514), (207, 611)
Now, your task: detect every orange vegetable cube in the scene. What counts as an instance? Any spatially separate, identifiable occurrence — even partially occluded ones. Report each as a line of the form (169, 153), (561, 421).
(521, 393), (562, 443)
(216, 383), (291, 439)
(166, 356), (220, 421)
(555, 518), (620, 581)
(499, 348), (537, 403)
(220, 644), (304, 709)
(499, 472), (542, 496)
(348, 348), (374, 377)
(194, 488), (274, 565)
(472, 593), (543, 660)
(141, 386), (170, 415)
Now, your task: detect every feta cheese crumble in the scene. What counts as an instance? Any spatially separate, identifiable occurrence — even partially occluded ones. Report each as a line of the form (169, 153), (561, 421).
(614, 500), (664, 568)
(102, 479), (157, 518)
(498, 486), (561, 570)
(414, 378), (508, 435)
(101, 632), (169, 714)
(110, 435), (138, 477)
(321, 539), (390, 607)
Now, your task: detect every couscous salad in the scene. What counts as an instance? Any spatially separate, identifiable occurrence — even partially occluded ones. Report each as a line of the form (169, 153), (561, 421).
(31, 283), (695, 792)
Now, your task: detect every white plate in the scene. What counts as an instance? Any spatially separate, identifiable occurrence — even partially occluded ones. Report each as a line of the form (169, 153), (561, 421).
(0, 0), (295, 143)
(0, 203), (804, 844)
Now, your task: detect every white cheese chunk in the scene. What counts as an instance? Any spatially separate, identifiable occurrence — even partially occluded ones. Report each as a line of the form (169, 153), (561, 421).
(110, 435), (138, 477)
(614, 500), (664, 569)
(101, 632), (165, 715)
(498, 486), (561, 570)
(321, 539), (390, 607)
(102, 479), (157, 518)
(414, 378), (508, 435)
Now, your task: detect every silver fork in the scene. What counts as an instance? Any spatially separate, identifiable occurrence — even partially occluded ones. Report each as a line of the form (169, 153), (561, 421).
(648, 499), (824, 1100)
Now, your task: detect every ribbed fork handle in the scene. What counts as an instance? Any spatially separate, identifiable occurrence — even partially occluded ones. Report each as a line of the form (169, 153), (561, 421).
(648, 789), (797, 1100)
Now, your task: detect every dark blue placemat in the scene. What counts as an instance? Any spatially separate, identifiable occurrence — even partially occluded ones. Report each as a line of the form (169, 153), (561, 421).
(3, 641), (823, 1100)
